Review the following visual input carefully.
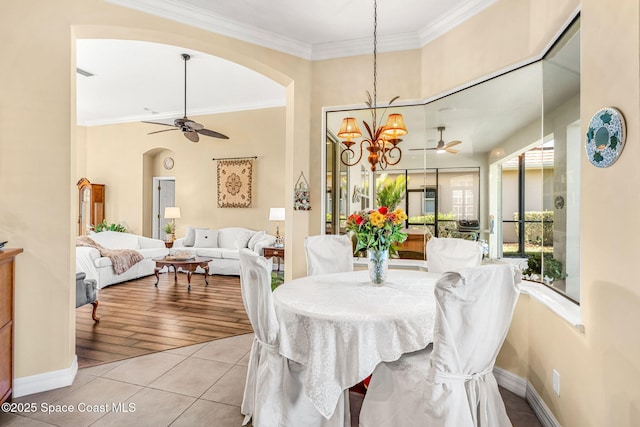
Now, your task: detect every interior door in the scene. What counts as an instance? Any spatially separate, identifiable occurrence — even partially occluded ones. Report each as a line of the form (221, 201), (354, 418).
(153, 178), (175, 240)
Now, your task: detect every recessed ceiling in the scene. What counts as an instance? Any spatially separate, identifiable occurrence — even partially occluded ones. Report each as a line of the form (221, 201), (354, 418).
(106, 0), (497, 59)
(77, 1), (578, 157)
(78, 0), (497, 126)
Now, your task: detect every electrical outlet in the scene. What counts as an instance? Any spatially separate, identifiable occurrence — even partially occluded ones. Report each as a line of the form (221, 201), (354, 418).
(552, 369), (560, 396)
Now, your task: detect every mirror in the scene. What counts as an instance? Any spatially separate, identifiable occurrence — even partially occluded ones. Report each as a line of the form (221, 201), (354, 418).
(323, 16), (580, 301)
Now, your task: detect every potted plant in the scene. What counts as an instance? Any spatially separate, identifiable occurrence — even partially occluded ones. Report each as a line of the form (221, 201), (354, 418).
(523, 252), (567, 283)
(162, 223), (175, 241)
(376, 175), (407, 211)
(93, 220), (127, 233)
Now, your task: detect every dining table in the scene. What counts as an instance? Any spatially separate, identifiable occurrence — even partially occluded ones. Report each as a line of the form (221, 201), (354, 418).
(272, 268), (441, 419)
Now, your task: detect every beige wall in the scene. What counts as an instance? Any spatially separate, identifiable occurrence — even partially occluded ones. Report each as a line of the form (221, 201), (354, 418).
(4, 0), (640, 425)
(84, 108), (286, 237)
(1, 0), (309, 381)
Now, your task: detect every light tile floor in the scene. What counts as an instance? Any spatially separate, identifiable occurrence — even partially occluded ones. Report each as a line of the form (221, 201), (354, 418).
(1, 333), (541, 427)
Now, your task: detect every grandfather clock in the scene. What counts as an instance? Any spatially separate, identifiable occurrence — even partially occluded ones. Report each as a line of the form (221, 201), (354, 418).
(77, 178), (105, 236)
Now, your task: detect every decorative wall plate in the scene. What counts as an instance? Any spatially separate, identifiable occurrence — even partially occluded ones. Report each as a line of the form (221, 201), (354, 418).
(585, 107), (626, 168)
(163, 157), (174, 170)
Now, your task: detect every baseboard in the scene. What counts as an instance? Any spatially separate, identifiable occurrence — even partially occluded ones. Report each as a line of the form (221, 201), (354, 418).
(493, 366), (527, 397)
(13, 355), (78, 398)
(493, 366), (560, 427)
(526, 382), (561, 427)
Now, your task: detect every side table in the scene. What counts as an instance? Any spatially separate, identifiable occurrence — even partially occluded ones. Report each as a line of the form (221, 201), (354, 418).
(263, 246), (285, 271)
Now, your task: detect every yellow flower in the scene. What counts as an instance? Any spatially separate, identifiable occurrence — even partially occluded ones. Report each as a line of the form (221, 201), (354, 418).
(393, 208), (408, 223)
(369, 211), (386, 228)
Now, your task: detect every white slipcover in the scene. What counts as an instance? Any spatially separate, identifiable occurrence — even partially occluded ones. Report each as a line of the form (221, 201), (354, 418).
(304, 235), (353, 276)
(359, 263), (521, 427)
(426, 236), (483, 273)
(238, 249), (283, 426)
(239, 249), (350, 427)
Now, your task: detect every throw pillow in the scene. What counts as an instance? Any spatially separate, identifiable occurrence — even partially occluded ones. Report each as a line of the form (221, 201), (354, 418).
(194, 229), (218, 248)
(247, 231), (265, 251)
(235, 230), (256, 250)
(184, 226), (209, 247)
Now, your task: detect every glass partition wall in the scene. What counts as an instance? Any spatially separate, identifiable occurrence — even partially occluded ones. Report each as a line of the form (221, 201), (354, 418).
(323, 16), (580, 302)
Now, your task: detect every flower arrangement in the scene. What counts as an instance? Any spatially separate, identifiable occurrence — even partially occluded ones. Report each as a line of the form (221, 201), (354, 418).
(346, 206), (408, 253)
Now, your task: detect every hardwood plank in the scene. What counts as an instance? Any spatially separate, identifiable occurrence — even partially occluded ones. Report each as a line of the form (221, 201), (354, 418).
(76, 274), (253, 368)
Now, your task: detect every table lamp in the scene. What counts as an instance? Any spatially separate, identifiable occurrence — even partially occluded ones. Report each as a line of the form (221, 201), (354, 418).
(164, 206), (181, 241)
(269, 207), (285, 248)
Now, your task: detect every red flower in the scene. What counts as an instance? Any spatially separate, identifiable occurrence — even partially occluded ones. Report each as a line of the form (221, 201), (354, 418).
(378, 206), (388, 215)
(355, 215), (364, 225)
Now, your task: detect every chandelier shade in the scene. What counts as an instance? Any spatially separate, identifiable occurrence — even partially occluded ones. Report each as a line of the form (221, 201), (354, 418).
(337, 117), (363, 144)
(383, 113), (408, 138)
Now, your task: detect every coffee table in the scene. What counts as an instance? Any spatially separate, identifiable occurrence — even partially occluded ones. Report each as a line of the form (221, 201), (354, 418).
(153, 256), (213, 291)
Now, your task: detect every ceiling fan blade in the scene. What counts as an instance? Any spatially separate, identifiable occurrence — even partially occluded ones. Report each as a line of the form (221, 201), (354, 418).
(446, 140), (462, 148)
(197, 128), (230, 139)
(148, 128), (179, 135)
(408, 147), (436, 151)
(145, 54), (230, 142)
(445, 148), (459, 154)
(183, 131), (199, 142)
(143, 120), (175, 127)
(184, 121), (204, 131)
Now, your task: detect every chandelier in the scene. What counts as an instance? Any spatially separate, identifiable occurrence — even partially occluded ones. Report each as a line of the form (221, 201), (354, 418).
(337, 0), (407, 172)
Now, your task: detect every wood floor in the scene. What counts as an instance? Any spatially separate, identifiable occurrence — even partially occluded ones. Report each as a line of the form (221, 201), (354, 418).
(75, 271), (253, 368)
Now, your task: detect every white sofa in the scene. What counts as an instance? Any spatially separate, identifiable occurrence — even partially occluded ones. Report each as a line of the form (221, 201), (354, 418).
(76, 231), (169, 289)
(171, 226), (276, 276)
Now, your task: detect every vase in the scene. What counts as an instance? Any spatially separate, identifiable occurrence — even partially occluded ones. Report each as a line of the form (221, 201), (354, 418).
(367, 249), (389, 286)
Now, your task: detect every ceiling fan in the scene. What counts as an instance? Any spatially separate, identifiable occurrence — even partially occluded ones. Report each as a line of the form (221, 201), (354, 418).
(409, 126), (461, 154)
(143, 53), (229, 142)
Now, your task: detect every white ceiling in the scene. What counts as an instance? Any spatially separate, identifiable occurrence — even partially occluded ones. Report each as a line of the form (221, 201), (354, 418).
(77, 0), (496, 126)
(105, 0), (496, 59)
(76, 39), (286, 126)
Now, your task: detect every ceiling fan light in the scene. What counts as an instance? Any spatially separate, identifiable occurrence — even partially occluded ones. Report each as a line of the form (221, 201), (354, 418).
(383, 113), (408, 138)
(337, 117), (362, 141)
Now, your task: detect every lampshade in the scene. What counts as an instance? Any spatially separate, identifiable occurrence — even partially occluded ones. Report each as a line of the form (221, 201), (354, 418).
(269, 207), (285, 221)
(383, 113), (408, 138)
(164, 207), (181, 219)
(337, 117), (362, 141)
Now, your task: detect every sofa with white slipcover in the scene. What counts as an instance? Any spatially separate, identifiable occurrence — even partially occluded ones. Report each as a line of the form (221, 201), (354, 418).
(170, 226), (277, 275)
(76, 231), (169, 289)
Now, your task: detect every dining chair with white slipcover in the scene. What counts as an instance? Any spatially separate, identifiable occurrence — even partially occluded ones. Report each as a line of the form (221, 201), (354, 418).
(426, 236), (483, 273)
(239, 249), (350, 427)
(239, 249), (283, 426)
(304, 234), (354, 276)
(359, 263), (521, 427)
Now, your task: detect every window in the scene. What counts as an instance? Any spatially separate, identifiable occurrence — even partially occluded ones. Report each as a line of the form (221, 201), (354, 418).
(376, 167), (480, 239)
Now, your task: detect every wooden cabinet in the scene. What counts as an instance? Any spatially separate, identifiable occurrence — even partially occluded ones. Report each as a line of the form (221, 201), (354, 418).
(0, 248), (22, 404)
(77, 178), (105, 236)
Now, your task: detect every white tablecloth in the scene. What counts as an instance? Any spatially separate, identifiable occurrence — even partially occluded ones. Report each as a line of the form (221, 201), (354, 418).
(273, 269), (440, 419)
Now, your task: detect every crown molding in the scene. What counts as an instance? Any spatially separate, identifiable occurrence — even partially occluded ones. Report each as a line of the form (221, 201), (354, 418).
(78, 99), (286, 126)
(419, 0), (496, 45)
(107, 0), (497, 61)
(105, 0), (313, 59)
(311, 32), (422, 61)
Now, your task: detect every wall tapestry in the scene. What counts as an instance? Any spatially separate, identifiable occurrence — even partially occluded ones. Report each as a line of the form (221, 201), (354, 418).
(217, 159), (253, 208)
